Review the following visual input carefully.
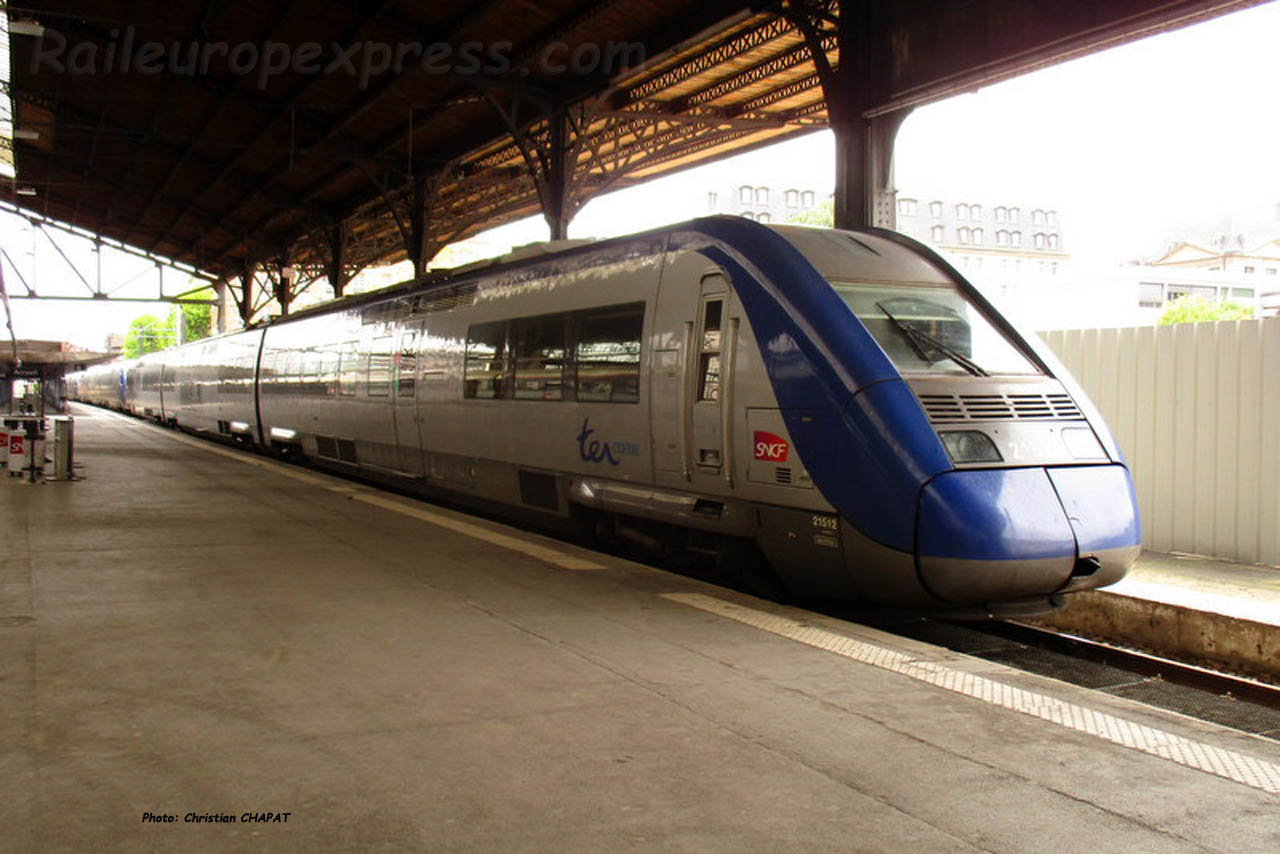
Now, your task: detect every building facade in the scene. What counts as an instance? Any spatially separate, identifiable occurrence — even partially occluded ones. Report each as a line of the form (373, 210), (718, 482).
(706, 184), (825, 223)
(894, 196), (1069, 281)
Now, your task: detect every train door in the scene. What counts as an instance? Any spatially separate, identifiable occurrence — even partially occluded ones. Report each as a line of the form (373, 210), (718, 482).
(650, 259), (740, 493)
(688, 273), (738, 491)
(393, 323), (426, 476)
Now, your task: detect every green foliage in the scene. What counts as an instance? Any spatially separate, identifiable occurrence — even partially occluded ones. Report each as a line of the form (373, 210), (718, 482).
(121, 314), (174, 358)
(786, 199), (834, 226)
(1156, 296), (1253, 326)
(120, 289), (213, 357)
(177, 288), (214, 342)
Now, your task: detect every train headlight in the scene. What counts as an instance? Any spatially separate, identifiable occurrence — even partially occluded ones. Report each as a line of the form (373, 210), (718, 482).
(1061, 426), (1107, 460)
(940, 430), (1002, 464)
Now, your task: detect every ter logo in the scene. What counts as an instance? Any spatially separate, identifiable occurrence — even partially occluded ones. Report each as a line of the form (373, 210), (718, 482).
(753, 431), (789, 462)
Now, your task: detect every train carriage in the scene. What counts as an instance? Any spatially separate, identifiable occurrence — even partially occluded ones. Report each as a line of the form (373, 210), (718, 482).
(70, 217), (1140, 616)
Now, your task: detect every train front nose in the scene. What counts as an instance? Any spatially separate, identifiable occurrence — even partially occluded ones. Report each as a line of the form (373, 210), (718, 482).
(915, 465), (1140, 607)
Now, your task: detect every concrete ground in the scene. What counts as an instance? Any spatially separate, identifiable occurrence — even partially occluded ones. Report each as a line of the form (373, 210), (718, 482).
(2, 405), (1278, 853)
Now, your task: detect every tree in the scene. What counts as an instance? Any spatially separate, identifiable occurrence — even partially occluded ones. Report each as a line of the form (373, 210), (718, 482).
(119, 289), (213, 358)
(786, 199), (834, 226)
(1157, 296), (1253, 326)
(122, 314), (175, 358)
(176, 288), (214, 342)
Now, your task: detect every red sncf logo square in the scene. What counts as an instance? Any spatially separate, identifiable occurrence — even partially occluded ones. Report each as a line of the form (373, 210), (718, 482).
(753, 431), (789, 462)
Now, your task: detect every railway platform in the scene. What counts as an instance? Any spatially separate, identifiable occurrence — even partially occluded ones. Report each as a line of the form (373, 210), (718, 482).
(1037, 551), (1280, 681)
(2, 405), (1278, 852)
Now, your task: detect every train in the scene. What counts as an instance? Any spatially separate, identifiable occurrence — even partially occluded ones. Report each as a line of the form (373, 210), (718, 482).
(69, 217), (1140, 616)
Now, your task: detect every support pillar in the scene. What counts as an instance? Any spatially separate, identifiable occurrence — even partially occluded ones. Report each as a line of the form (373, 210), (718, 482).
(214, 279), (229, 334)
(238, 264), (255, 326)
(787, 1), (907, 231)
(831, 109), (910, 230)
(327, 224), (349, 297)
(275, 256), (294, 318)
(542, 112), (572, 240)
(408, 180), (430, 277)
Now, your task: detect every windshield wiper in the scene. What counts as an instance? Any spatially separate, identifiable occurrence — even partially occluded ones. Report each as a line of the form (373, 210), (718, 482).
(875, 301), (988, 377)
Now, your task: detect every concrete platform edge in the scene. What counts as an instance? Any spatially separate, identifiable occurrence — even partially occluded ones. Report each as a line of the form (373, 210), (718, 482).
(1033, 590), (1280, 682)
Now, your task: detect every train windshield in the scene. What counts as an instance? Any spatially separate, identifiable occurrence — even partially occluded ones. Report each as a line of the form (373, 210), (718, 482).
(830, 281), (1043, 376)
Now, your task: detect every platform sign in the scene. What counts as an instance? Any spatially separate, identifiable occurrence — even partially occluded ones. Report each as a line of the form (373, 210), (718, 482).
(8, 433), (22, 455)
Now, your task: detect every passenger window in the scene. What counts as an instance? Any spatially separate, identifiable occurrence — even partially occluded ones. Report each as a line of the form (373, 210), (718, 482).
(367, 336), (393, 397)
(464, 322), (510, 399)
(575, 303), (642, 403)
(397, 332), (418, 397)
(338, 342), (359, 396)
(512, 315), (567, 400)
(698, 298), (723, 401)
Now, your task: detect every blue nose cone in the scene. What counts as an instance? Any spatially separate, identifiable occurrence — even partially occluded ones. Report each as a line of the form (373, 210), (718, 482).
(916, 467), (1078, 603)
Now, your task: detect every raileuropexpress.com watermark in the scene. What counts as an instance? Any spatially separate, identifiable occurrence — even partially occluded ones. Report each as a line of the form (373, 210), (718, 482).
(27, 27), (646, 90)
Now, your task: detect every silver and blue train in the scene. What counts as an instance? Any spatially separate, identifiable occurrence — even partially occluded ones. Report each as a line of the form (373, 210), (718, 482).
(70, 217), (1140, 616)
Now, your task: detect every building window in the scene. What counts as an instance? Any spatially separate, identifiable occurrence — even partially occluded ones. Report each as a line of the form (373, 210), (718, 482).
(970, 204), (982, 219)
(957, 227), (971, 244)
(929, 200), (943, 218)
(1033, 233), (1046, 249)
(741, 211), (755, 221)
(756, 212), (771, 223)
(1008, 207), (1020, 223)
(1232, 288), (1255, 299)
(739, 186), (752, 204)
(1047, 210), (1058, 225)
(955, 203), (969, 220)
(1047, 234), (1059, 250)
(996, 230), (1010, 246)
(1268, 268), (1278, 275)
(785, 189), (799, 208)
(1244, 266), (1256, 274)
(1011, 231), (1022, 247)
(972, 228), (984, 244)
(995, 206), (1007, 223)
(801, 191), (815, 207)
(707, 191), (718, 210)
(930, 225), (944, 243)
(1032, 209), (1045, 225)
(898, 197), (917, 217)
(755, 187), (769, 205)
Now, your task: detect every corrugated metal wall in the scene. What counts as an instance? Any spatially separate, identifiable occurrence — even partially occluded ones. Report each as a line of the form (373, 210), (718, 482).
(1041, 318), (1279, 566)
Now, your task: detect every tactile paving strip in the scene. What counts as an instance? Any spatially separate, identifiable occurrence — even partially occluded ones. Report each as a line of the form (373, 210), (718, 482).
(663, 592), (1280, 796)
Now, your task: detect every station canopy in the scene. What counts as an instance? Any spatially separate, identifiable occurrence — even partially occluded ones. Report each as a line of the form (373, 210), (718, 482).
(1, 0), (1263, 290)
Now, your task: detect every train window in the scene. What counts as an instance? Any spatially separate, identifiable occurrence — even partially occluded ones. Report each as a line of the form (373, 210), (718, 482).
(320, 349), (341, 396)
(465, 321), (510, 399)
(368, 336), (393, 397)
(513, 315), (568, 400)
(575, 303), (642, 403)
(829, 281), (1043, 377)
(697, 298), (723, 401)
(338, 342), (359, 396)
(397, 332), (418, 397)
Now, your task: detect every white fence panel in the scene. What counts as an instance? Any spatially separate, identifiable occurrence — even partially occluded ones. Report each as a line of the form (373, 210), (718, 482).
(1041, 318), (1279, 566)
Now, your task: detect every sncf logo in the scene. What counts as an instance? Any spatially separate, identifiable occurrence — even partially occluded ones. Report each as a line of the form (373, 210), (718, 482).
(753, 431), (789, 462)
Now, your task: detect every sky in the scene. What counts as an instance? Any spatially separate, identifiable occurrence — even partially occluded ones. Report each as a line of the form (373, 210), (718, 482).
(4, 0), (1279, 349)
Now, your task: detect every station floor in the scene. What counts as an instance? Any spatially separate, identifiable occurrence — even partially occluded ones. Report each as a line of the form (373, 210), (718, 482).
(3, 405), (1278, 853)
